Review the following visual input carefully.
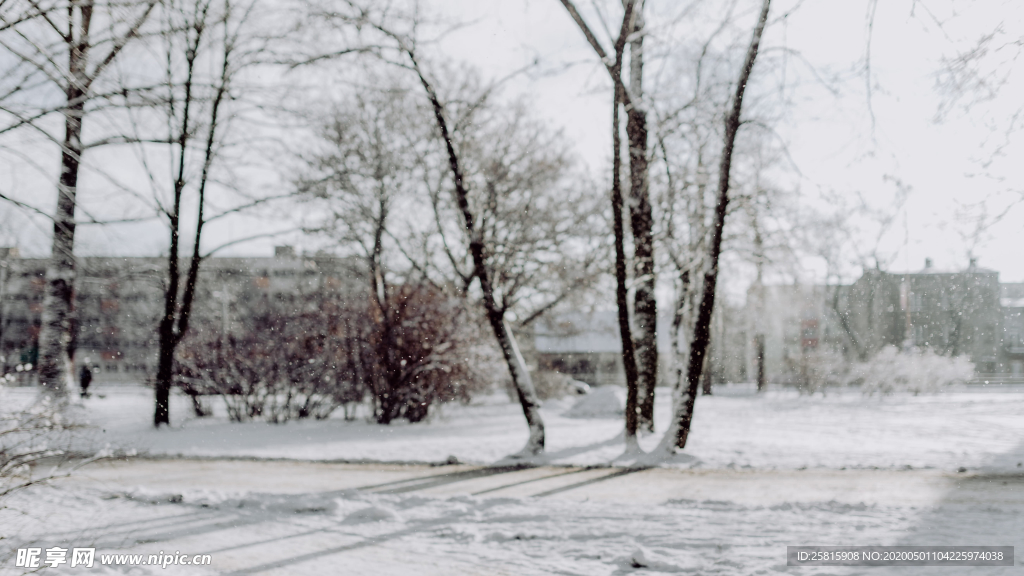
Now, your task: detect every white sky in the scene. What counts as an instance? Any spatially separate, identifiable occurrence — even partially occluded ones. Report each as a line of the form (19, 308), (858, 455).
(2, 0), (1022, 287)
(422, 0), (1024, 283)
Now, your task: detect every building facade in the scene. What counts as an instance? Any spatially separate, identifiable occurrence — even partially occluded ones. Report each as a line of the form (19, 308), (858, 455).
(745, 261), (1024, 385)
(0, 247), (359, 384)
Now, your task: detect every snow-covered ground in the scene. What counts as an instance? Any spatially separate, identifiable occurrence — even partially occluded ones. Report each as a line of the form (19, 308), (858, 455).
(3, 383), (1024, 575)
(32, 383), (1024, 472)
(4, 460), (1024, 575)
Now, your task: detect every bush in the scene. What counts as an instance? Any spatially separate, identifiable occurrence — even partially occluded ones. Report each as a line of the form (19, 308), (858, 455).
(797, 346), (974, 395)
(0, 388), (91, 500)
(174, 282), (494, 423)
(175, 288), (372, 423)
(847, 346), (974, 395)
(364, 284), (494, 423)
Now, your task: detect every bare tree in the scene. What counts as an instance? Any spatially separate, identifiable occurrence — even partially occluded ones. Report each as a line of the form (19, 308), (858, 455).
(0, 0), (158, 397)
(556, 0), (649, 444)
(660, 0), (772, 452)
(146, 0), (272, 426)
(299, 80), (477, 424)
(413, 70), (605, 455)
(303, 3), (606, 454)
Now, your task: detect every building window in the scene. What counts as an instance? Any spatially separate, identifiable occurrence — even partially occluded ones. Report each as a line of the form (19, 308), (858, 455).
(910, 293), (924, 312)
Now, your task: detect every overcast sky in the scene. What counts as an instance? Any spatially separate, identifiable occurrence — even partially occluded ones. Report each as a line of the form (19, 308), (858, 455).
(423, 0), (1024, 282)
(2, 0), (1022, 285)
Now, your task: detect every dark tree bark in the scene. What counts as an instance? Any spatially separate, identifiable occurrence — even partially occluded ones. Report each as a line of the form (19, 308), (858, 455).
(667, 0), (772, 450)
(155, 7), (230, 425)
(755, 333), (766, 391)
(557, 0), (643, 444)
(625, 4), (658, 433)
(613, 73), (641, 444)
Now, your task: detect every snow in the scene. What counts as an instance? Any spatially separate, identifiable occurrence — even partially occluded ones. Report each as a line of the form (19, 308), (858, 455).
(562, 386), (623, 419)
(4, 383), (1024, 574)
(4, 460), (1024, 575)
(26, 383), (1024, 473)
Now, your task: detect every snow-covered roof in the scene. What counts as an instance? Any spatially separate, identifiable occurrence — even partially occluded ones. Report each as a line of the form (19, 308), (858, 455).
(1002, 298), (1024, 309)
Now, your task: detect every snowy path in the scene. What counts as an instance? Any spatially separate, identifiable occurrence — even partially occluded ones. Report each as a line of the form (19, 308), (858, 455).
(3, 459), (1022, 575)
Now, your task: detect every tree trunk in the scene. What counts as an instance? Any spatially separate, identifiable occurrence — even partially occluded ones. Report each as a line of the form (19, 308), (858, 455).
(625, 4), (657, 433)
(38, 82), (87, 398)
(613, 80), (640, 444)
(755, 333), (766, 391)
(153, 23), (224, 426)
(154, 336), (174, 424)
(670, 269), (689, 393)
(751, 214), (767, 391)
(410, 53), (545, 454)
(666, 0), (771, 451)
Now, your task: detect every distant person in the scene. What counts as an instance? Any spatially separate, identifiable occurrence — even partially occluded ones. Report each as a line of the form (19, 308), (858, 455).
(79, 363), (93, 398)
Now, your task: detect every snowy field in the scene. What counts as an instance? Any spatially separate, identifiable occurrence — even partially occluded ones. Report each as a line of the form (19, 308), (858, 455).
(30, 383), (1024, 472)
(3, 383), (1024, 575)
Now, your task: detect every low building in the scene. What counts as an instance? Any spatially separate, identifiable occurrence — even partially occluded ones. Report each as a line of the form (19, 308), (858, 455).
(532, 305), (748, 388)
(841, 261), (1003, 372)
(1002, 283), (1024, 379)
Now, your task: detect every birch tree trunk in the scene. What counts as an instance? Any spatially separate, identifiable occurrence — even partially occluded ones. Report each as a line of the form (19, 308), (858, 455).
(663, 0), (772, 451)
(38, 11), (92, 397)
(29, 1), (156, 398)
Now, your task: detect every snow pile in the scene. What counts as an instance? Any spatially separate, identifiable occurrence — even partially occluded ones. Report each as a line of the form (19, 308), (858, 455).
(562, 386), (623, 419)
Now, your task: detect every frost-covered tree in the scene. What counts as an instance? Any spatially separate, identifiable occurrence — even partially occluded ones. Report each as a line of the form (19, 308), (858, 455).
(658, 0), (773, 453)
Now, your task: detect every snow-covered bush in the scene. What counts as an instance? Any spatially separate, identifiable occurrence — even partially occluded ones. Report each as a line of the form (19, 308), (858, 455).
(796, 346), (974, 396)
(847, 346), (974, 395)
